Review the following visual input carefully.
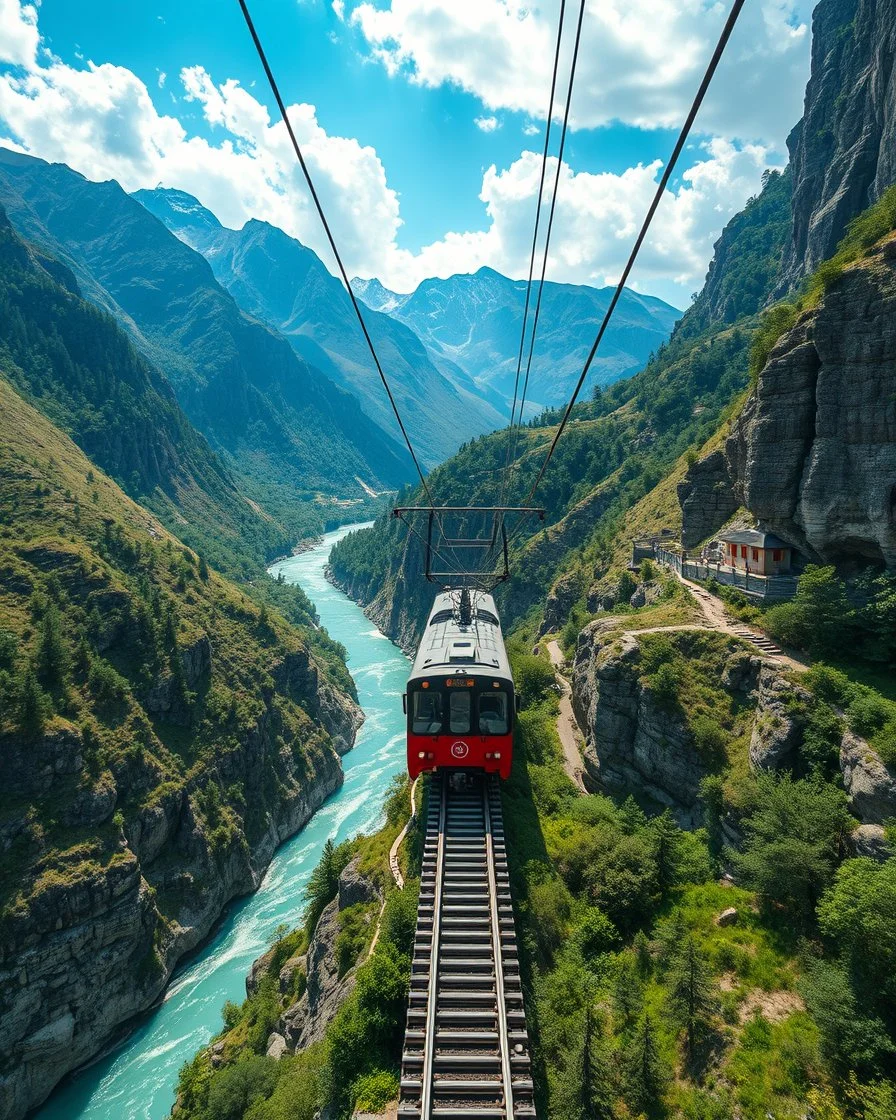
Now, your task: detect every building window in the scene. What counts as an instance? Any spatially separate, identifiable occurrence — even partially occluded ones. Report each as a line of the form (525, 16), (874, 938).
(772, 549), (782, 562)
(752, 548), (759, 562)
(740, 545), (747, 559)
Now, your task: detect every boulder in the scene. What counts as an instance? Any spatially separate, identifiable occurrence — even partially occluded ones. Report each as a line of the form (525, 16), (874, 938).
(338, 856), (380, 910)
(850, 824), (892, 861)
(749, 667), (810, 772)
(716, 907), (738, 927)
(840, 730), (896, 824)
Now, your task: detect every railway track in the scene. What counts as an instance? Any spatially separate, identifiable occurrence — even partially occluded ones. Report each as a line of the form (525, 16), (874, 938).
(399, 771), (536, 1119)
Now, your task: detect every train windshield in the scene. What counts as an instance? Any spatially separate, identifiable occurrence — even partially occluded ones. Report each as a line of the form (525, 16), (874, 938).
(477, 692), (509, 735)
(412, 691), (443, 734)
(449, 690), (471, 734)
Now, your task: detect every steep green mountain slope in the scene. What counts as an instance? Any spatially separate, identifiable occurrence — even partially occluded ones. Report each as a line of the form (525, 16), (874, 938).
(132, 188), (505, 466)
(329, 171), (790, 646)
(352, 265), (681, 411)
(0, 373), (360, 1119)
(0, 149), (413, 528)
(0, 206), (292, 578)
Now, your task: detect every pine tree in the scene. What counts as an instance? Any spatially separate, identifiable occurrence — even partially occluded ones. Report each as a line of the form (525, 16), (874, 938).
(19, 668), (49, 737)
(666, 935), (718, 1058)
(650, 810), (682, 892)
(633, 930), (653, 975)
(198, 554), (209, 581)
(614, 954), (644, 1027)
(623, 1013), (666, 1116)
(36, 603), (68, 689)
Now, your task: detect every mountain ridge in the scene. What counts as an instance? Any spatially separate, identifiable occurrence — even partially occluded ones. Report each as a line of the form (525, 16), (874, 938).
(351, 265), (681, 414)
(0, 149), (414, 531)
(133, 187), (506, 467)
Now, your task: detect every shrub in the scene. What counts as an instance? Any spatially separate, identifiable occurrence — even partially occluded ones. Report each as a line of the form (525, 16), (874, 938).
(649, 663), (679, 708)
(848, 694), (892, 738)
(733, 773), (850, 924)
(873, 721), (896, 767)
(575, 907), (620, 957)
(352, 1069), (399, 1112)
(512, 651), (557, 709)
(690, 714), (726, 761)
(206, 1055), (278, 1120)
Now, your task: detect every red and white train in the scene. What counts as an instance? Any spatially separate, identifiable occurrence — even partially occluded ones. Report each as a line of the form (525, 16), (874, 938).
(404, 589), (516, 780)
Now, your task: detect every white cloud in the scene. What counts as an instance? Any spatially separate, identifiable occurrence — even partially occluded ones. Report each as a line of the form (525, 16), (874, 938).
(349, 0), (812, 147)
(157, 70), (166, 88)
(382, 137), (780, 297)
(0, 0), (785, 305)
(474, 115), (499, 132)
(522, 122), (539, 136)
(0, 0), (38, 68)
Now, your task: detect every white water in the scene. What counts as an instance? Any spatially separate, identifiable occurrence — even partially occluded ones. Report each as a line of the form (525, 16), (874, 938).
(37, 523), (408, 1120)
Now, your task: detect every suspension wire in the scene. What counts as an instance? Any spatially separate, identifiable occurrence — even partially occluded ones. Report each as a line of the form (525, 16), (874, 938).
(237, 0), (435, 510)
(506, 0), (586, 494)
(521, 0), (747, 511)
(499, 0), (567, 509)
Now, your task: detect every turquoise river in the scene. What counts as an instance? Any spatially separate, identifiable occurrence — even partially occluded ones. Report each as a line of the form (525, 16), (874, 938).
(37, 524), (408, 1120)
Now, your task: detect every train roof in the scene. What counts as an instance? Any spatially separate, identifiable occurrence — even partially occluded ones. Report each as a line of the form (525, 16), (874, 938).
(409, 590), (512, 681)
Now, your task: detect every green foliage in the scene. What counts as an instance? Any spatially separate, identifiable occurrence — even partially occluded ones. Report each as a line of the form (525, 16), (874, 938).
(733, 773), (850, 924)
(800, 959), (894, 1077)
(622, 1013), (668, 1117)
(510, 648), (557, 710)
(749, 302), (799, 381)
(817, 858), (896, 1007)
(206, 1056), (279, 1120)
(665, 935), (718, 1056)
(351, 1069), (399, 1112)
(303, 838), (354, 936)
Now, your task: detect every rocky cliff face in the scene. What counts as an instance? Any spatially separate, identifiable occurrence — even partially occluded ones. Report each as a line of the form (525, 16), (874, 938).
(570, 625), (758, 828)
(0, 658), (360, 1120)
(781, 0), (896, 289)
(681, 242), (896, 565)
(259, 856), (381, 1058)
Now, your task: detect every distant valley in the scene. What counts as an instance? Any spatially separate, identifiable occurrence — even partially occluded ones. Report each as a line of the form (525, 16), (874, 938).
(353, 268), (681, 415)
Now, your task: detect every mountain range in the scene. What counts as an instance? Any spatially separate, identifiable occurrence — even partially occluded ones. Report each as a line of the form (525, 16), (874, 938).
(352, 267), (681, 414)
(0, 148), (413, 533)
(133, 188), (506, 467)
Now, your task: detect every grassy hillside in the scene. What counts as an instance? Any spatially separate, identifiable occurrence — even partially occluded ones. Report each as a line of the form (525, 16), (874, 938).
(0, 205), (303, 578)
(0, 372), (352, 941)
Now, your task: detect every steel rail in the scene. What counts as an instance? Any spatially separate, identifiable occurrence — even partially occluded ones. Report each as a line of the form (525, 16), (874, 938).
(483, 778), (514, 1117)
(419, 776), (446, 1120)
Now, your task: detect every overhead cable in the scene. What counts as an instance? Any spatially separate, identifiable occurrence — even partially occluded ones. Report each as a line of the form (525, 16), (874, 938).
(522, 0), (748, 508)
(500, 0), (568, 507)
(237, 0), (436, 509)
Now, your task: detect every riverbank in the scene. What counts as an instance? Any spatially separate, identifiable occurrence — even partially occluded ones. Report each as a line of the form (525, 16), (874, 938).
(35, 525), (409, 1120)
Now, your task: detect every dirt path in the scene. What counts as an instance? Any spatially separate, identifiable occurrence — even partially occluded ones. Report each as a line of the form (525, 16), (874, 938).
(672, 571), (808, 672)
(546, 640), (587, 793)
(369, 777), (420, 960)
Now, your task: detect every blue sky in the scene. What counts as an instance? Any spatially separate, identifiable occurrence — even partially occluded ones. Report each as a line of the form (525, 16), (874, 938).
(0, 0), (814, 305)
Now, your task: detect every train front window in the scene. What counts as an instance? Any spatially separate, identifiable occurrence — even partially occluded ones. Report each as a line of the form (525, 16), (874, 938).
(449, 690), (471, 734)
(412, 691), (443, 734)
(478, 692), (509, 735)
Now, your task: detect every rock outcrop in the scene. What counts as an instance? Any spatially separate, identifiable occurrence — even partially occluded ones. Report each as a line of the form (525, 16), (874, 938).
(840, 729), (896, 824)
(0, 659), (360, 1120)
(276, 856), (381, 1054)
(677, 449), (740, 550)
(572, 626), (709, 827)
(681, 245), (896, 567)
(748, 668), (812, 773)
(781, 0), (896, 289)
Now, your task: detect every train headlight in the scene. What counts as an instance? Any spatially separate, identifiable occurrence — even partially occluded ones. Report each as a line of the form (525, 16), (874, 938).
(418, 752), (426, 759)
(494, 752), (501, 760)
